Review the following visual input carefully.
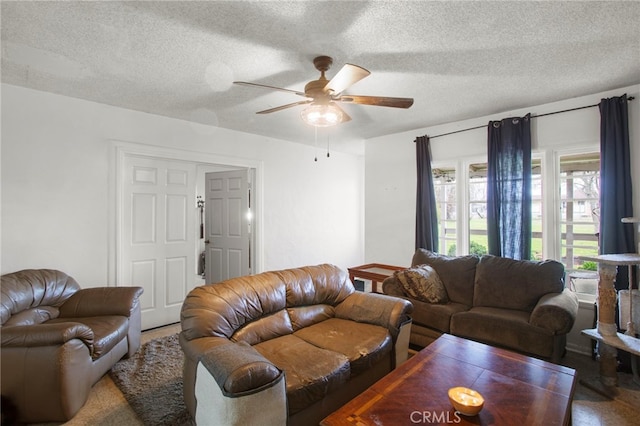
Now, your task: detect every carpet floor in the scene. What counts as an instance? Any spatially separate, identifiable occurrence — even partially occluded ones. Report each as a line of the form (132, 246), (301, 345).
(108, 334), (194, 426)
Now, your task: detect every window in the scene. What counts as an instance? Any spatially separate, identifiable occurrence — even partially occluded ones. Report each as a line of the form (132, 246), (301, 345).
(468, 163), (488, 256)
(559, 152), (600, 267)
(431, 149), (599, 279)
(559, 152), (600, 297)
(433, 168), (456, 255)
(531, 161), (543, 260)
(463, 160), (542, 258)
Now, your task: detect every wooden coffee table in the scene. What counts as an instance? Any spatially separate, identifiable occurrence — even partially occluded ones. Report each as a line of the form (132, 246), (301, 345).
(321, 334), (577, 425)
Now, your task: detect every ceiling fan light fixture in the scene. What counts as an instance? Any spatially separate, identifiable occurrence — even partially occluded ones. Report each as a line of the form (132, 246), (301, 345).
(301, 102), (343, 127)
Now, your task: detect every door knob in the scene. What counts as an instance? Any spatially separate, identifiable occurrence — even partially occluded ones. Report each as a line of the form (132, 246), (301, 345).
(204, 240), (210, 244)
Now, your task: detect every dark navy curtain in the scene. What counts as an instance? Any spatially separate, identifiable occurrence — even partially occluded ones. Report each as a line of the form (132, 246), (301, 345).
(599, 94), (634, 290)
(415, 135), (439, 252)
(486, 114), (532, 260)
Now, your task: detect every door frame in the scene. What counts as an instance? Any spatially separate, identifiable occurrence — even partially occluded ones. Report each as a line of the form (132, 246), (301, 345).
(108, 140), (263, 285)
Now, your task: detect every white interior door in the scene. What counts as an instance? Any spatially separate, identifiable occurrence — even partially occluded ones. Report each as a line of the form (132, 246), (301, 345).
(121, 155), (196, 329)
(205, 169), (251, 283)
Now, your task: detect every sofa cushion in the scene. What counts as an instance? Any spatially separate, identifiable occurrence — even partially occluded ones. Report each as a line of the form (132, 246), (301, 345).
(394, 265), (448, 304)
(4, 306), (59, 326)
(294, 318), (392, 376)
(181, 273), (288, 341)
(231, 310), (294, 345)
(451, 307), (555, 358)
(411, 249), (479, 306)
(287, 305), (334, 331)
(47, 315), (128, 360)
(254, 334), (350, 415)
(473, 255), (565, 312)
(279, 264), (354, 307)
(409, 299), (470, 333)
(181, 264), (350, 341)
(381, 276), (451, 333)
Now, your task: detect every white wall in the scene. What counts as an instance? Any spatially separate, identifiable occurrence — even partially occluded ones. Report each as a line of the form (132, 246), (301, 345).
(1, 84), (364, 285)
(365, 85), (640, 266)
(4, 83), (638, 285)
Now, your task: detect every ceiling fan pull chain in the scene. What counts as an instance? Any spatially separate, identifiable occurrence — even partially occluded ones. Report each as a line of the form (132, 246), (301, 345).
(327, 132), (330, 158)
(314, 126), (318, 162)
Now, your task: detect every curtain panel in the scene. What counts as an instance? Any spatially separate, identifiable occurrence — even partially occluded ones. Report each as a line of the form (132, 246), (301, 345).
(486, 114), (532, 260)
(415, 135), (439, 252)
(599, 94), (635, 290)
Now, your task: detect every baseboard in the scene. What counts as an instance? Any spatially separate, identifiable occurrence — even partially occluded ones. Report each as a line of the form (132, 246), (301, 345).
(566, 345), (593, 357)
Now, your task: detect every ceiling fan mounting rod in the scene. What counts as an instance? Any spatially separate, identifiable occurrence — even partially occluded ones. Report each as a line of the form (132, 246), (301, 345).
(313, 56), (333, 72)
(304, 56), (336, 98)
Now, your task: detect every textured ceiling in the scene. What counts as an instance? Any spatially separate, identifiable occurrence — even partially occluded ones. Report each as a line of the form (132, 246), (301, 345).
(2, 1), (639, 153)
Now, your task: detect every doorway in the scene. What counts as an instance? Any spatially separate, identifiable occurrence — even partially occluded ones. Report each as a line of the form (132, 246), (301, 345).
(203, 169), (253, 284)
(110, 141), (262, 330)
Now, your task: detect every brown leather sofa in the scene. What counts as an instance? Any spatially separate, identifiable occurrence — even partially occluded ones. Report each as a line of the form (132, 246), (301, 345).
(0, 269), (144, 423)
(180, 264), (413, 426)
(382, 249), (579, 363)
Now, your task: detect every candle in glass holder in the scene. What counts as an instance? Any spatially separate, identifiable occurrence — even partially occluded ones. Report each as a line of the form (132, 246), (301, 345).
(448, 387), (484, 416)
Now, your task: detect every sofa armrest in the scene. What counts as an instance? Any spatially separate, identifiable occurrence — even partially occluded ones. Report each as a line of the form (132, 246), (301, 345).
(381, 276), (406, 297)
(199, 341), (283, 396)
(530, 288), (579, 334)
(181, 334), (230, 362)
(1, 322), (94, 348)
(335, 292), (413, 339)
(196, 348), (286, 426)
(59, 287), (144, 318)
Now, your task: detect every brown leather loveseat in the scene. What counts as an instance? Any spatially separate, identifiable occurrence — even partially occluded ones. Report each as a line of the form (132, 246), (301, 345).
(0, 269), (144, 423)
(180, 264), (413, 426)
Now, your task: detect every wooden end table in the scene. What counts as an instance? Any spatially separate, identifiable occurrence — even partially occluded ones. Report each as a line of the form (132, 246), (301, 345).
(348, 263), (406, 293)
(321, 334), (577, 426)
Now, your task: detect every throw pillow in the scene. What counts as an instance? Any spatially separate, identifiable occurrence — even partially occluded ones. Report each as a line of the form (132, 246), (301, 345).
(394, 265), (448, 304)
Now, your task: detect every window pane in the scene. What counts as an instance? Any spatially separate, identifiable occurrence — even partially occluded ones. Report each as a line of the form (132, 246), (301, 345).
(531, 161), (543, 260)
(559, 152), (600, 297)
(433, 168), (456, 255)
(468, 160), (541, 258)
(468, 163), (488, 256)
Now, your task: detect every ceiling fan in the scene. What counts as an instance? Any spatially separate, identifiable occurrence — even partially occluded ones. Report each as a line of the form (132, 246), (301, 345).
(234, 56), (414, 127)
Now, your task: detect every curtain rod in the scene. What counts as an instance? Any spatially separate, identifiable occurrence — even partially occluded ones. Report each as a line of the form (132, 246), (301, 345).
(427, 95), (635, 140)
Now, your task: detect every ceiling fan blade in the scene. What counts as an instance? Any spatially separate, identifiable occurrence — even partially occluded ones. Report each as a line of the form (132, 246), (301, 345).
(337, 95), (414, 109)
(324, 64), (370, 95)
(234, 81), (307, 97)
(256, 100), (312, 114)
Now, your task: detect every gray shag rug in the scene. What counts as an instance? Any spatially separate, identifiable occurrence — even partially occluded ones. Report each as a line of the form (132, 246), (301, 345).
(109, 334), (194, 425)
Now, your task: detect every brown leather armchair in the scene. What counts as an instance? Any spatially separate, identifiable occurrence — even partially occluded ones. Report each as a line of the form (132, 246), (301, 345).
(0, 269), (144, 423)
